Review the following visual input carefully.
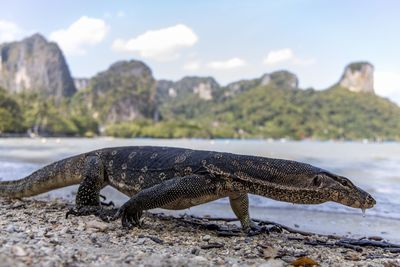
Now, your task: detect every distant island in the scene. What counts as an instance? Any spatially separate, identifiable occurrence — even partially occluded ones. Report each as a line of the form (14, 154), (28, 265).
(0, 34), (399, 140)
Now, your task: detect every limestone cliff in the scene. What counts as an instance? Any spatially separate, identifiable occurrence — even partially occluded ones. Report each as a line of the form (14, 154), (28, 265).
(0, 34), (76, 99)
(339, 62), (374, 93)
(225, 70), (298, 98)
(157, 76), (220, 101)
(262, 71), (299, 89)
(73, 78), (89, 90)
(74, 60), (157, 124)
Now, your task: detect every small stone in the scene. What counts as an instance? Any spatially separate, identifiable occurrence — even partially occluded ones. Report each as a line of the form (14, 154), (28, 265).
(193, 256), (208, 262)
(368, 236), (383, 241)
(77, 222), (85, 231)
(191, 247), (200, 255)
(214, 257), (225, 265)
(262, 246), (278, 259)
(59, 227), (71, 235)
(86, 221), (109, 232)
(135, 251), (145, 259)
(281, 255), (296, 263)
(11, 245), (28, 257)
(202, 235), (211, 241)
(259, 259), (286, 267)
(6, 225), (17, 233)
(345, 252), (360, 261)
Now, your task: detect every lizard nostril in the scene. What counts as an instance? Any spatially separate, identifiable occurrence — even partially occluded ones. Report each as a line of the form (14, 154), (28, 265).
(366, 195), (376, 205)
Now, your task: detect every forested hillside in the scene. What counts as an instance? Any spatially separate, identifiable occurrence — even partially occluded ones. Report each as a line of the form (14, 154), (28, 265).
(0, 34), (399, 140)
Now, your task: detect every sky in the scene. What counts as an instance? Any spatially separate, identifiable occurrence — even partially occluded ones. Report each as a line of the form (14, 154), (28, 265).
(0, 0), (400, 104)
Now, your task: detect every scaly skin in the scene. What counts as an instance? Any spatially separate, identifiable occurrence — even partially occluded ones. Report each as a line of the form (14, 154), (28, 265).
(0, 146), (376, 231)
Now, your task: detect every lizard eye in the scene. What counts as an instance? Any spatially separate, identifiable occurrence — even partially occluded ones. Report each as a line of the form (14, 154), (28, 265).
(341, 180), (350, 187)
(312, 175), (322, 187)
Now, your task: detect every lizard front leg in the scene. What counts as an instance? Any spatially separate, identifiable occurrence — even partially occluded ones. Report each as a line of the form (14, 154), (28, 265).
(66, 156), (117, 221)
(114, 175), (217, 229)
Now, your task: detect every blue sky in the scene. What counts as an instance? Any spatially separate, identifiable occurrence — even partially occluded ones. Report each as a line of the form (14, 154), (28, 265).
(0, 0), (400, 104)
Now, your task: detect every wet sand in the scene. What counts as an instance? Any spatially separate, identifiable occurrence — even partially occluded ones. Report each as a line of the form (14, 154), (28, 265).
(1, 198), (399, 267)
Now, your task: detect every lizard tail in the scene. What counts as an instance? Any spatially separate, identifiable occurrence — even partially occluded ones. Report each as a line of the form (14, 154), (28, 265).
(0, 155), (84, 198)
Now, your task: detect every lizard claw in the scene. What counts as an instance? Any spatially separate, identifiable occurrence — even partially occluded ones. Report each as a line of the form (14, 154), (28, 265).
(101, 200), (115, 207)
(247, 227), (269, 236)
(246, 223), (269, 236)
(65, 208), (78, 219)
(99, 195), (115, 207)
(113, 203), (143, 229)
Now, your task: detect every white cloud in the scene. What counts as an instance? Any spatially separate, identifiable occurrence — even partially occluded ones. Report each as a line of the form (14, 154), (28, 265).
(112, 24), (198, 61)
(375, 71), (400, 105)
(263, 48), (293, 65)
(183, 61), (201, 71)
(49, 16), (109, 56)
(0, 20), (24, 43)
(207, 57), (246, 70)
(263, 48), (315, 67)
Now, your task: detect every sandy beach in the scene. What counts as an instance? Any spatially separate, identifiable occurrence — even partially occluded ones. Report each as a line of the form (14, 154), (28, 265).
(1, 198), (399, 267)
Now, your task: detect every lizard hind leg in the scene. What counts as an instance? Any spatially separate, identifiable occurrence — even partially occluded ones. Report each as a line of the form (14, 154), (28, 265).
(66, 156), (117, 222)
(229, 194), (264, 235)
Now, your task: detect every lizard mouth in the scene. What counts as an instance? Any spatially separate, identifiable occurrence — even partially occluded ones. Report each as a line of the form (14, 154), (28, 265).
(363, 194), (376, 208)
(345, 194), (376, 209)
(335, 190), (376, 209)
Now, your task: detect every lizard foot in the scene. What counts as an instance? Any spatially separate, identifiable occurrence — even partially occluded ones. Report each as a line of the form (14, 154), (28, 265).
(66, 206), (119, 222)
(246, 222), (269, 237)
(113, 204), (143, 229)
(99, 195), (115, 207)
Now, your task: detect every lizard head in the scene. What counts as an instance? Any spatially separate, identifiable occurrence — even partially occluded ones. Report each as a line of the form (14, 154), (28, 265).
(308, 171), (376, 209)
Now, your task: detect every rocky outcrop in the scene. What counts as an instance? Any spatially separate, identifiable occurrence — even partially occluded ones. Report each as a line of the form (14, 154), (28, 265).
(225, 70), (298, 98)
(78, 60), (156, 123)
(262, 71), (299, 89)
(73, 78), (89, 90)
(0, 34), (76, 99)
(339, 62), (374, 93)
(157, 76), (220, 101)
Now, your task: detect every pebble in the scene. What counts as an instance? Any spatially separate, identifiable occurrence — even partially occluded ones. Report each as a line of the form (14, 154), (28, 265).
(86, 221), (109, 232)
(202, 235), (211, 241)
(368, 236), (383, 241)
(191, 247), (200, 255)
(345, 251), (360, 261)
(59, 227), (71, 235)
(259, 259), (286, 267)
(77, 222), (85, 231)
(11, 245), (28, 257)
(6, 225), (17, 233)
(193, 256), (208, 262)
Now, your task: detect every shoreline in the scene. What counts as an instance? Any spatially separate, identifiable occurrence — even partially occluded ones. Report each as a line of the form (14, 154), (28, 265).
(0, 135), (398, 144)
(1, 198), (399, 267)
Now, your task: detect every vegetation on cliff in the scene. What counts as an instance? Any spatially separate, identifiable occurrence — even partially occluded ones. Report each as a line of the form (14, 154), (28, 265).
(0, 89), (98, 136)
(0, 48), (399, 140)
(103, 84), (400, 140)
